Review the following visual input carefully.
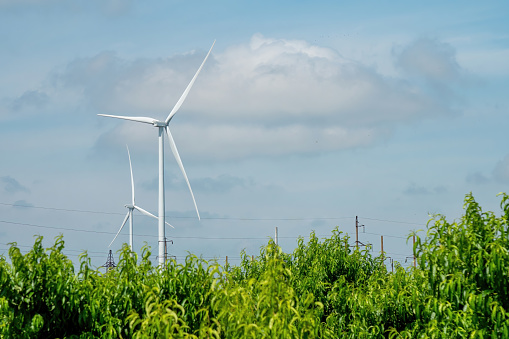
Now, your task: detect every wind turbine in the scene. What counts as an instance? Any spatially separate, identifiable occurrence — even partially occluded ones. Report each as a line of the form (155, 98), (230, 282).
(109, 145), (174, 251)
(99, 41), (214, 266)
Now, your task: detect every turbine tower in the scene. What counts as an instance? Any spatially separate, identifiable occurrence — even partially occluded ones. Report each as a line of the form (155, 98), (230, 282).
(109, 145), (174, 251)
(99, 41), (214, 266)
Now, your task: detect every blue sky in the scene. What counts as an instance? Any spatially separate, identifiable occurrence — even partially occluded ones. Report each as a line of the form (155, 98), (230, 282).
(1, 0), (508, 268)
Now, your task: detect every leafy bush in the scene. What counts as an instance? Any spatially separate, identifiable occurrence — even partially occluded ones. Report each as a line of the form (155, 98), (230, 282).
(389, 193), (509, 338)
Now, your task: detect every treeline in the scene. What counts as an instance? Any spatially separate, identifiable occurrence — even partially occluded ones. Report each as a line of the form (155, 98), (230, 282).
(1, 193), (508, 338)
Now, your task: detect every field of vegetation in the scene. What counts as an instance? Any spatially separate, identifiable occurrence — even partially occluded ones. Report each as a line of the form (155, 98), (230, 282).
(1, 193), (509, 338)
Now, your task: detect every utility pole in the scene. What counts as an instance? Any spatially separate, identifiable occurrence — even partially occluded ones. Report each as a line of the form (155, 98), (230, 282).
(381, 235), (384, 261)
(164, 237), (167, 264)
(356, 216), (359, 250)
(355, 216), (366, 250)
(275, 226), (279, 246)
(163, 238), (173, 265)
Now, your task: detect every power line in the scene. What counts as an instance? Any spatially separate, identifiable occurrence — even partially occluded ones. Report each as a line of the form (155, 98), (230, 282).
(1, 201), (426, 225)
(360, 216), (424, 226)
(0, 201), (422, 265)
(0, 202), (122, 216)
(0, 201), (354, 221)
(167, 235), (302, 240)
(0, 219), (121, 236)
(0, 242), (105, 254)
(0, 218), (422, 242)
(0, 219), (325, 240)
(363, 232), (408, 240)
(385, 251), (413, 256)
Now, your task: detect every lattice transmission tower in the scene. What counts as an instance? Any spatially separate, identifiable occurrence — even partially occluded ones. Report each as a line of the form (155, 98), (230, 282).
(102, 249), (116, 272)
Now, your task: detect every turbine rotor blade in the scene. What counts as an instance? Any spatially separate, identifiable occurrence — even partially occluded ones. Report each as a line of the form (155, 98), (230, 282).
(98, 114), (158, 125)
(109, 211), (130, 247)
(133, 205), (175, 228)
(164, 220), (175, 229)
(165, 40), (215, 124)
(133, 205), (157, 219)
(126, 145), (135, 205)
(165, 127), (200, 220)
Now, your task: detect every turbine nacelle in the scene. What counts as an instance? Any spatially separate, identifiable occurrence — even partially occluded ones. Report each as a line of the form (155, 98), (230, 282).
(153, 121), (167, 127)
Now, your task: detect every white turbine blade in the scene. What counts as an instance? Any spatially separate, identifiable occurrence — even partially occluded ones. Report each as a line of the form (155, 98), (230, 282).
(109, 212), (130, 247)
(165, 127), (200, 220)
(126, 145), (135, 205)
(133, 205), (157, 219)
(165, 40), (215, 124)
(133, 205), (175, 228)
(98, 114), (158, 125)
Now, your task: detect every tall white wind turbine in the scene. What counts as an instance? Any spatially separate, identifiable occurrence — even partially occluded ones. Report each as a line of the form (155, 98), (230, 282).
(99, 41), (214, 266)
(109, 145), (174, 251)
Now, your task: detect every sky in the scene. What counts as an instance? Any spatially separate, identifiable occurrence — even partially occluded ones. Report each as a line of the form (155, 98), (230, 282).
(1, 0), (508, 269)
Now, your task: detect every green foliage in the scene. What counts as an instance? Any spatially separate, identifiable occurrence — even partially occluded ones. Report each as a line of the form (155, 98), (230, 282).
(2, 236), (80, 338)
(218, 241), (326, 338)
(389, 192), (509, 338)
(1, 193), (508, 338)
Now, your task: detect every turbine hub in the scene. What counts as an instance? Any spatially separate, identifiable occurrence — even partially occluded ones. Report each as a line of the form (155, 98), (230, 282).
(125, 204), (134, 209)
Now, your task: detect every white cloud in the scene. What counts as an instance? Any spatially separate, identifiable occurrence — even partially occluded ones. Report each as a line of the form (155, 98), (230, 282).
(93, 121), (382, 161)
(173, 123), (380, 160)
(25, 35), (465, 160)
(193, 35), (448, 126)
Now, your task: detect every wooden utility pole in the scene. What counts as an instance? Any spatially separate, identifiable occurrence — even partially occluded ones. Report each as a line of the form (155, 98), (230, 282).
(226, 255), (228, 267)
(381, 235), (384, 260)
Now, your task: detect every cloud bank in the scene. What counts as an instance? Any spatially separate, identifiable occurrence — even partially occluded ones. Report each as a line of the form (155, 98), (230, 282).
(10, 35), (465, 160)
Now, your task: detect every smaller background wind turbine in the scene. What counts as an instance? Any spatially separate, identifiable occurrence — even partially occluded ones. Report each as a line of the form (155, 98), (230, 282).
(109, 145), (174, 251)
